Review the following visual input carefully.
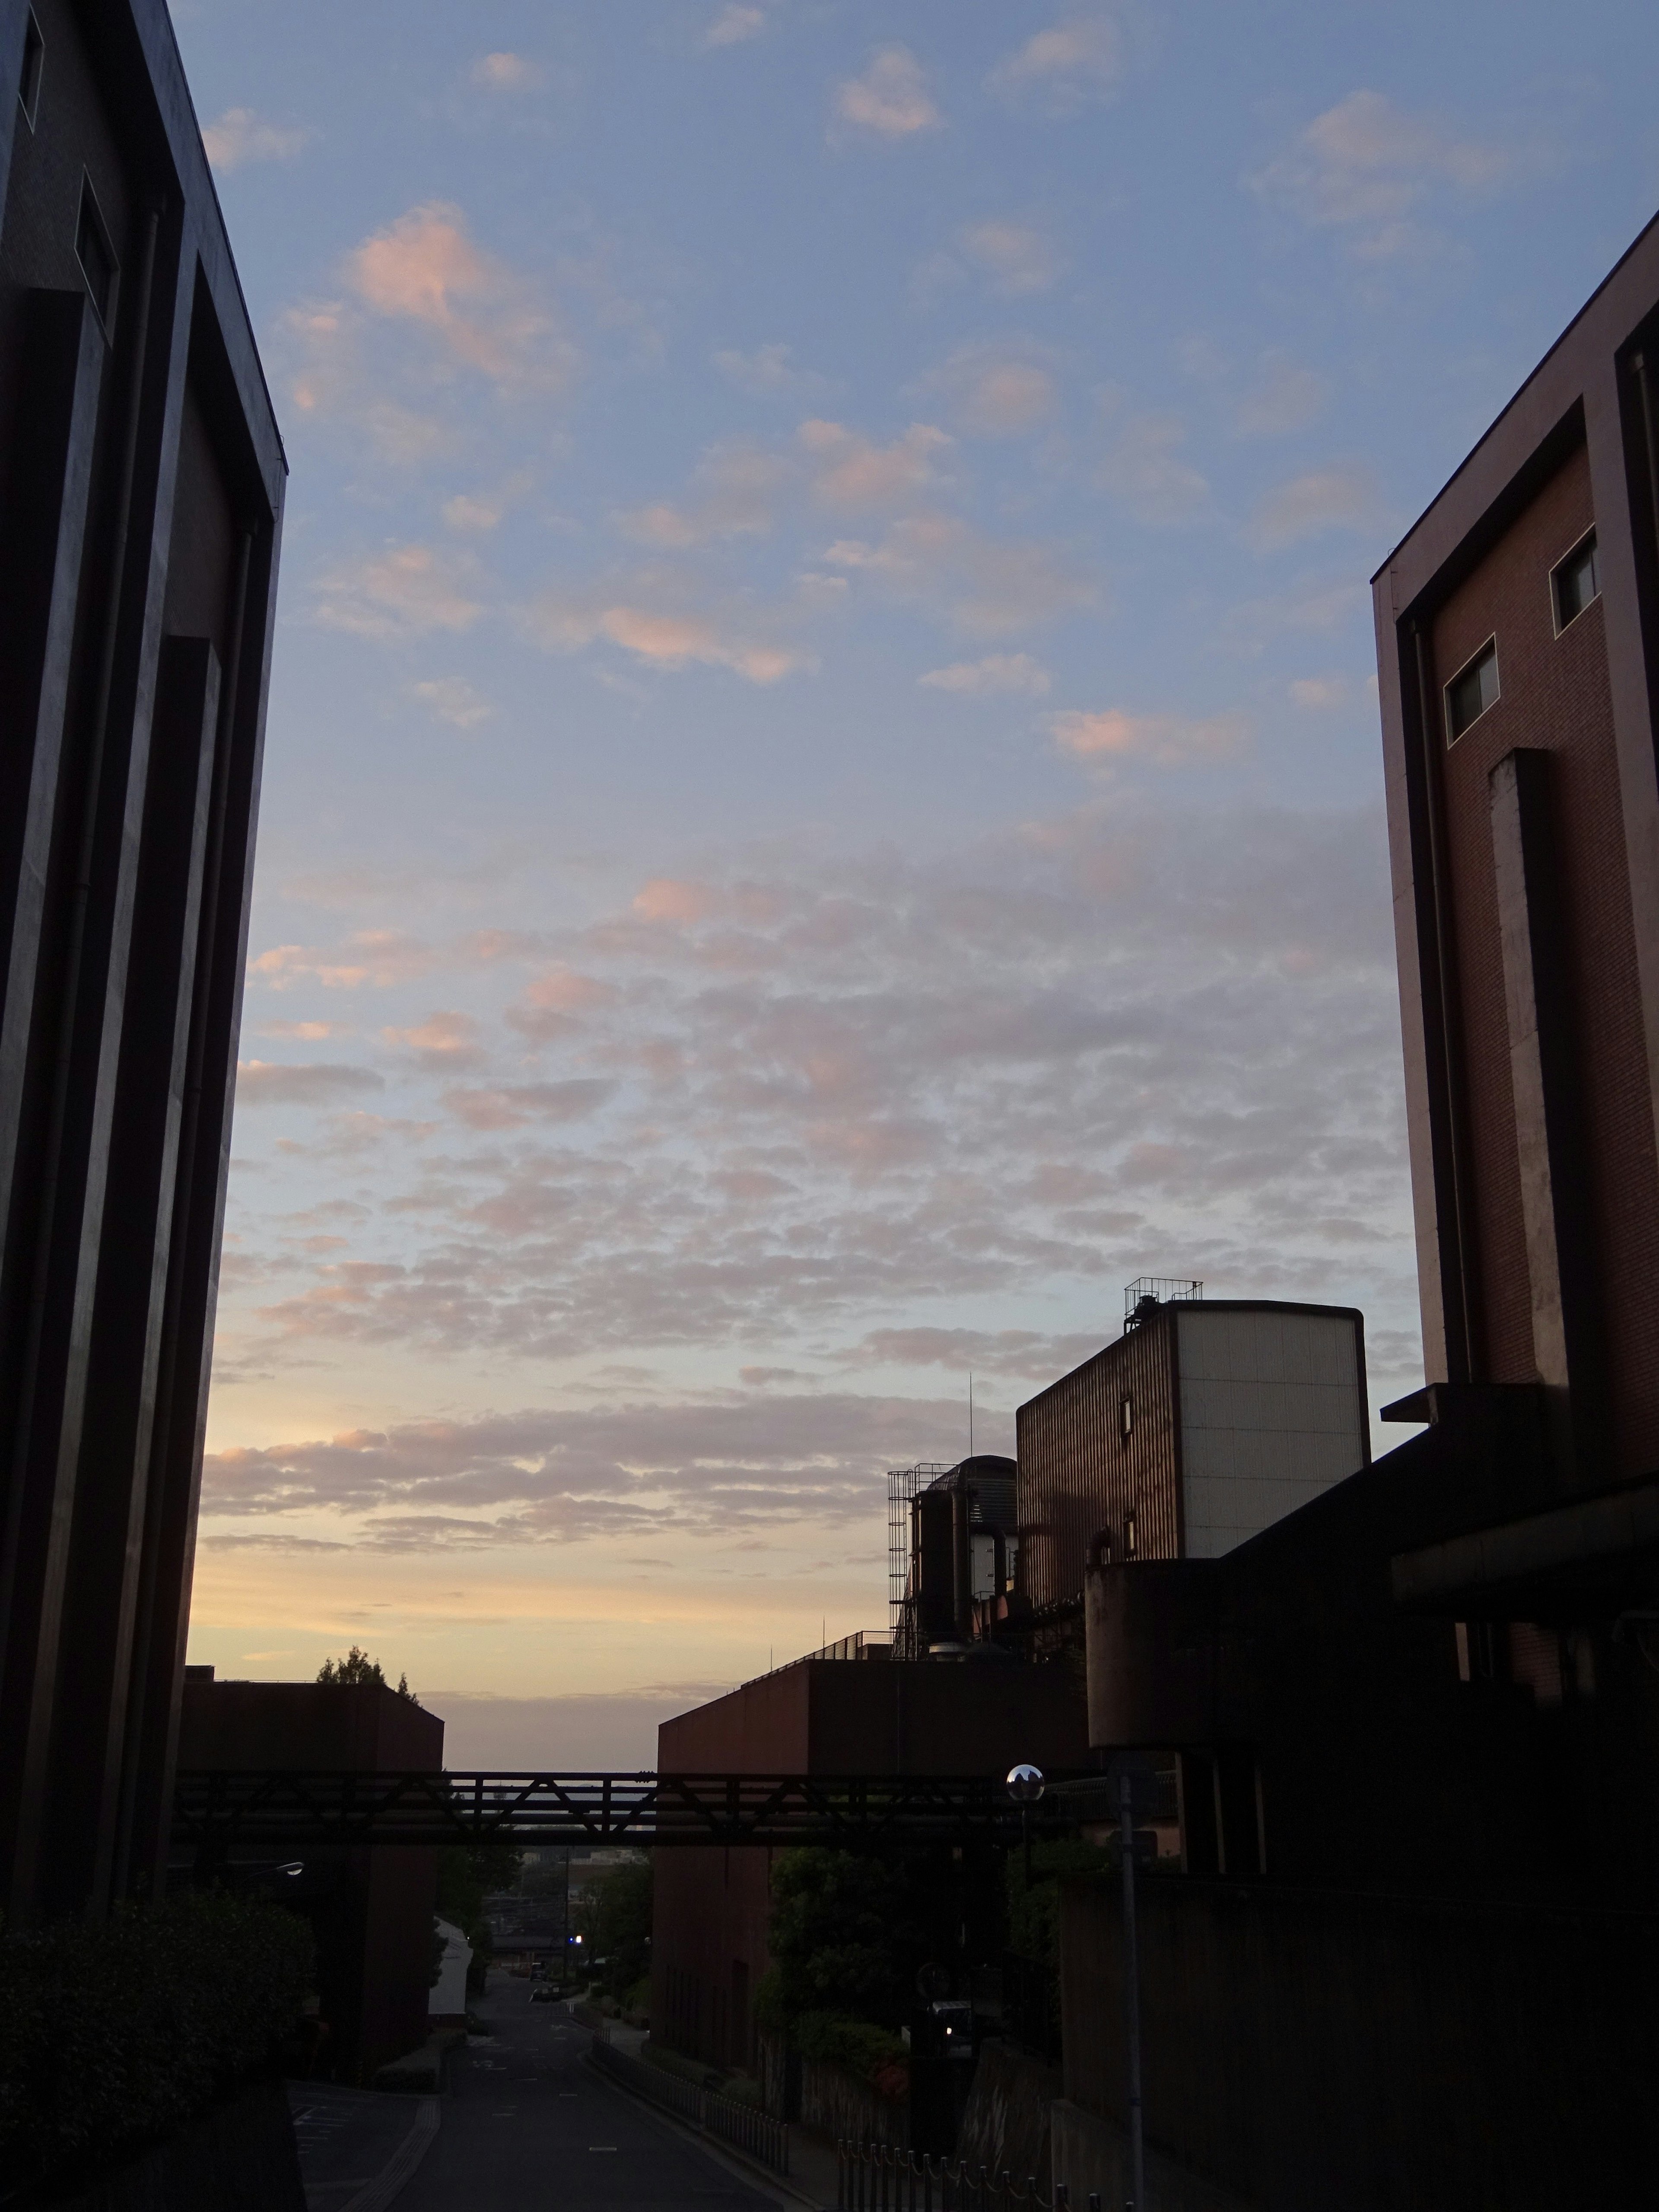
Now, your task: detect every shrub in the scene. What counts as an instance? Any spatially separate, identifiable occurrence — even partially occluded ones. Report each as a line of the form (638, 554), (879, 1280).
(792, 2010), (908, 2093)
(0, 1890), (313, 2191)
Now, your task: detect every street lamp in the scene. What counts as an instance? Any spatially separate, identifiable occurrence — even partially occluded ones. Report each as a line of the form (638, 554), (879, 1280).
(1006, 1763), (1043, 1882)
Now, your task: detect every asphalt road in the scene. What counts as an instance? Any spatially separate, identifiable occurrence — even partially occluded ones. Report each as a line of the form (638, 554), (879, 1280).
(394, 1987), (784, 2212)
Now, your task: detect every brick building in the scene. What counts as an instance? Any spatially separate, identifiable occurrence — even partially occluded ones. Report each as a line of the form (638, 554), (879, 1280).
(1016, 1289), (1368, 1607)
(651, 1645), (1087, 2077)
(178, 1672), (441, 2082)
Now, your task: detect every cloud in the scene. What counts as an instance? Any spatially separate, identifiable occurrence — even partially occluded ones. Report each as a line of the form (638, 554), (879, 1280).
(833, 47), (941, 139)
(925, 344), (1058, 437)
(798, 420), (951, 509)
(840, 1326), (1106, 1382)
(470, 52), (543, 90)
(920, 655), (1050, 697)
(216, 792), (1411, 1405)
(315, 544), (485, 639)
(706, 4), (767, 45)
(411, 677), (493, 730)
(991, 14), (1122, 111)
(1096, 410), (1208, 523)
(346, 202), (575, 392)
(523, 581), (813, 685)
(1289, 676), (1350, 711)
(618, 441), (789, 547)
(1251, 466), (1378, 550)
(235, 1062), (385, 1107)
(200, 1394), (985, 1542)
(384, 1011), (483, 1066)
(827, 515), (1096, 637)
(1050, 708), (1248, 767)
(1235, 353), (1328, 437)
(444, 1080), (617, 1131)
(712, 343), (827, 397)
(201, 108), (311, 172)
(960, 220), (1065, 296)
(248, 932), (439, 992)
(1250, 90), (1512, 257)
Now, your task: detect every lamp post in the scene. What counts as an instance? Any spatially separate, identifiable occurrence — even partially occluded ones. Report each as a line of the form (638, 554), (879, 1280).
(1105, 1757), (1153, 2212)
(1006, 1762), (1044, 1886)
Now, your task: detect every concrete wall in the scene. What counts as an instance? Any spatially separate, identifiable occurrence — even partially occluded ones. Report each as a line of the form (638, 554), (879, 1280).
(1174, 1307), (1366, 1557)
(1058, 1873), (1659, 2210)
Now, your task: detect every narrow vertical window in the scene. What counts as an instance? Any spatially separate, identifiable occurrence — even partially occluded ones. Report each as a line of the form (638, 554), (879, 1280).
(18, 9), (43, 129)
(75, 174), (118, 334)
(1119, 1395), (1133, 1442)
(1551, 530), (1599, 632)
(1444, 639), (1499, 744)
(1125, 1511), (1138, 1558)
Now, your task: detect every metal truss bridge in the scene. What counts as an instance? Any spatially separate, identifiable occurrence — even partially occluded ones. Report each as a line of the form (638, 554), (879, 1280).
(173, 1770), (1087, 1853)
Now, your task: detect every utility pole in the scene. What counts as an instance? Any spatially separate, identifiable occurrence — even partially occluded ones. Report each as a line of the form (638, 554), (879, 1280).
(1118, 1768), (1145, 2212)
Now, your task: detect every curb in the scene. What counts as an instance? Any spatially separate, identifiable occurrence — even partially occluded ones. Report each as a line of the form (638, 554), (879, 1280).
(580, 2050), (829, 2212)
(337, 2097), (441, 2212)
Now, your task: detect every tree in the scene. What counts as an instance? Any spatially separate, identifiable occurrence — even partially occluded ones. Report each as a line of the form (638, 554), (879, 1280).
(315, 1646), (420, 1703)
(761, 1849), (918, 2030)
(572, 1859), (653, 2000)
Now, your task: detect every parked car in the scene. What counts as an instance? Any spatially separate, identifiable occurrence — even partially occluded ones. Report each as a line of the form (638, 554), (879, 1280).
(530, 1984), (558, 2004)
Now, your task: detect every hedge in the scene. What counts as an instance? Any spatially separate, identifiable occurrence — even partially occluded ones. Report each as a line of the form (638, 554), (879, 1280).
(0, 1891), (313, 2192)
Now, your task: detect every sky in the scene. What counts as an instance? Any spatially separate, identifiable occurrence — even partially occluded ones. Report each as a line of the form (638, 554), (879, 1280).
(171, 0), (1659, 1766)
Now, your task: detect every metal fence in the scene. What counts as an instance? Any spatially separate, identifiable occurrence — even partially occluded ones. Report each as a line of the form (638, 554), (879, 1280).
(587, 2034), (791, 2176)
(839, 2140), (1078, 2212)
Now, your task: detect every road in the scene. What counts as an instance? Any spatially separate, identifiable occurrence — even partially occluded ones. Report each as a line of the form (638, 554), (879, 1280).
(394, 1985), (787, 2212)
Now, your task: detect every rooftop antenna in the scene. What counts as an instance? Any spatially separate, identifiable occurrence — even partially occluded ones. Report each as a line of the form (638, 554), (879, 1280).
(969, 1372), (975, 1458)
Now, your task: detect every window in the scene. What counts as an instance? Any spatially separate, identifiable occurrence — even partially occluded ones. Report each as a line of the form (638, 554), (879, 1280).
(1551, 530), (1600, 632)
(18, 9), (42, 128)
(1124, 1511), (1138, 1558)
(1119, 1395), (1133, 1442)
(1444, 639), (1499, 744)
(75, 175), (118, 334)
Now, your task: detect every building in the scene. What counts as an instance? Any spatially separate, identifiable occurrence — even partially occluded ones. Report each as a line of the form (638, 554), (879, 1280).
(0, 0), (284, 1924)
(1373, 211), (1659, 1547)
(651, 1637), (1087, 2082)
(1016, 1283), (1369, 1608)
(177, 1670), (441, 2083)
(1053, 213), (1659, 2211)
(890, 1455), (1018, 1656)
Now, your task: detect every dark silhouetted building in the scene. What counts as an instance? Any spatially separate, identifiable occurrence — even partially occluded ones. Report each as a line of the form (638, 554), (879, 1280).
(0, 0), (284, 1923)
(651, 1639), (1087, 2079)
(1055, 213), (1659, 2212)
(178, 1671), (440, 2082)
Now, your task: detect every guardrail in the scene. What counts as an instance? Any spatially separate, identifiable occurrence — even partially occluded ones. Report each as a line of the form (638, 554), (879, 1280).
(587, 2034), (791, 2176)
(839, 2140), (1076, 2212)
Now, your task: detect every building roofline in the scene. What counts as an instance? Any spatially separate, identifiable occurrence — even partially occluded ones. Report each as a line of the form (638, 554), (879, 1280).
(1372, 204), (1659, 587)
(1016, 1301), (1367, 1411)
